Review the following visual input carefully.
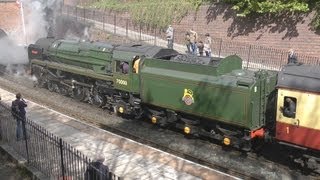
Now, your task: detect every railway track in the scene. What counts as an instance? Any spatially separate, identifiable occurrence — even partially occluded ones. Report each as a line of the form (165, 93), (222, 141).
(0, 69), (314, 179)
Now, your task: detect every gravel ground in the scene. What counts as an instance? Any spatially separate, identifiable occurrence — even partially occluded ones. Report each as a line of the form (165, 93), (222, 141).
(0, 72), (311, 179)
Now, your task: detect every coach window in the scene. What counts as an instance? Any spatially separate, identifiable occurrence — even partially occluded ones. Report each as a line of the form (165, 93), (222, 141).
(116, 61), (129, 74)
(281, 96), (297, 118)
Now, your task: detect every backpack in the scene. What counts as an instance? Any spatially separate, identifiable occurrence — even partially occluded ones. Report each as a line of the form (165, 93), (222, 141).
(11, 100), (20, 118)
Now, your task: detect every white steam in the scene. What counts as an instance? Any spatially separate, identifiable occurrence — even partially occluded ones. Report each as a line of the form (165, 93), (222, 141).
(22, 0), (63, 44)
(0, 0), (62, 74)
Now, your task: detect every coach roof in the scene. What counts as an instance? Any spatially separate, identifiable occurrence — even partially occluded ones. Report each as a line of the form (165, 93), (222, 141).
(277, 64), (320, 93)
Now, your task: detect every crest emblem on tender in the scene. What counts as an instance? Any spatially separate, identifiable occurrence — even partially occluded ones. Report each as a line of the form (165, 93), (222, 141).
(182, 89), (194, 105)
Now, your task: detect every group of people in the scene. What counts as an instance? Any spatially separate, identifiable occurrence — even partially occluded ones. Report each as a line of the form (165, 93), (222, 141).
(185, 30), (212, 57)
(165, 26), (212, 57)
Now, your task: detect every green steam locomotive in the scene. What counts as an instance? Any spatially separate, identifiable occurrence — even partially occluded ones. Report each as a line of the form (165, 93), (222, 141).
(28, 37), (279, 151)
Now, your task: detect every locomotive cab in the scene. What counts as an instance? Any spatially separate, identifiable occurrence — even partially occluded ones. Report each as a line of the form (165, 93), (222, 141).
(112, 44), (179, 94)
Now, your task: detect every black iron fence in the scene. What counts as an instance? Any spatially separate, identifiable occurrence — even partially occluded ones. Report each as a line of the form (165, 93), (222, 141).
(0, 102), (120, 180)
(61, 5), (320, 71)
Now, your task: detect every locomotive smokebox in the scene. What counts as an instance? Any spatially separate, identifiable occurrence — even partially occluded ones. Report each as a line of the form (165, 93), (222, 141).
(28, 37), (55, 61)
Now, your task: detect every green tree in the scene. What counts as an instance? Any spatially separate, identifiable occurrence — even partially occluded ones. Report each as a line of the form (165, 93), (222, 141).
(221, 0), (320, 30)
(90, 0), (206, 29)
(89, 0), (320, 30)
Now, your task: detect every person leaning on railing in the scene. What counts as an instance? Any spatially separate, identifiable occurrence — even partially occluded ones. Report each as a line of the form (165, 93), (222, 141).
(287, 49), (298, 64)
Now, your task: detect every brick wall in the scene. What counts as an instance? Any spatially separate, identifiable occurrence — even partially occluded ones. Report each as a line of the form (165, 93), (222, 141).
(3, 1), (320, 57)
(80, 2), (320, 58)
(0, 3), (20, 32)
(172, 3), (320, 57)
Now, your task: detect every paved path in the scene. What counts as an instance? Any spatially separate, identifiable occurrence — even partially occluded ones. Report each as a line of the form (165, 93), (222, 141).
(0, 88), (239, 180)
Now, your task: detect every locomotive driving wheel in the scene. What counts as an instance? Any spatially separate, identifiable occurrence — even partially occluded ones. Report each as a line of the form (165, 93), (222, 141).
(59, 84), (69, 96)
(47, 81), (60, 93)
(73, 86), (85, 101)
(47, 81), (55, 92)
(91, 90), (106, 107)
(37, 76), (47, 88)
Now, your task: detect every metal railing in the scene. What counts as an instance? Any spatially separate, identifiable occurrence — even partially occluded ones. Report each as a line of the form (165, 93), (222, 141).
(61, 5), (320, 71)
(0, 102), (120, 180)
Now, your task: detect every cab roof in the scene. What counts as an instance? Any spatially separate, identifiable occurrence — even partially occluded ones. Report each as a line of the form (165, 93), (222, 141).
(113, 44), (179, 60)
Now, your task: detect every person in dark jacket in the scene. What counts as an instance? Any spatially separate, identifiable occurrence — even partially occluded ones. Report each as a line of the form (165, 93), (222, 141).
(84, 157), (109, 180)
(197, 41), (204, 56)
(11, 93), (27, 141)
(283, 97), (296, 118)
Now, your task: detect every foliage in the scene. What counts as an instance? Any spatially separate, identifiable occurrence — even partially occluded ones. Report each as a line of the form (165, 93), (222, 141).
(89, 0), (209, 29)
(221, 0), (320, 30)
(223, 0), (309, 16)
(89, 0), (320, 30)
(311, 2), (320, 30)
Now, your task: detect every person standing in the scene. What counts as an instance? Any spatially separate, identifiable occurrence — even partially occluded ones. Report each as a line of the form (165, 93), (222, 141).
(133, 56), (141, 73)
(189, 29), (198, 55)
(166, 25), (174, 49)
(11, 93), (27, 141)
(287, 49), (298, 64)
(185, 32), (191, 53)
(204, 33), (212, 57)
(85, 157), (110, 180)
(197, 41), (204, 56)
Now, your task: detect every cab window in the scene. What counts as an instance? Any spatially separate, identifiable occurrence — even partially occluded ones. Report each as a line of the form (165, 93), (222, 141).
(282, 96), (297, 118)
(116, 61), (129, 74)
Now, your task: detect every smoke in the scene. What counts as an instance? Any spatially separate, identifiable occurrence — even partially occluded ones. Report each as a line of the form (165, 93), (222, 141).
(54, 17), (93, 41)
(22, 0), (63, 44)
(0, 0), (93, 76)
(0, 35), (27, 65)
(0, 0), (63, 75)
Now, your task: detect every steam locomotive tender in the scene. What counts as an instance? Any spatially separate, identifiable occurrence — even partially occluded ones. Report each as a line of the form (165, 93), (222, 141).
(28, 38), (319, 173)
